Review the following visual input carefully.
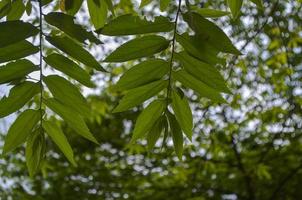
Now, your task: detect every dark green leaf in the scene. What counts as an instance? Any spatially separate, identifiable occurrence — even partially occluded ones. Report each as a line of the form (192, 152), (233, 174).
(3, 109), (40, 154)
(45, 35), (106, 72)
(65, 0), (83, 15)
(167, 111), (183, 160)
(175, 52), (230, 93)
(131, 100), (165, 143)
(182, 12), (241, 55)
(44, 98), (98, 144)
(44, 53), (95, 88)
(113, 59), (169, 91)
(104, 35), (170, 62)
(0, 81), (40, 118)
(0, 21), (39, 48)
(25, 0), (32, 16)
(43, 120), (76, 166)
(147, 116), (166, 150)
(160, 0), (170, 11)
(104, 0), (114, 16)
(0, 0), (12, 20)
(192, 7), (230, 18)
(0, 40), (39, 63)
(0, 59), (39, 85)
(26, 130), (45, 177)
(173, 70), (226, 103)
(7, 0), (25, 20)
(113, 80), (168, 112)
(171, 89), (193, 140)
(45, 12), (102, 44)
(97, 15), (173, 36)
(43, 75), (91, 118)
(87, 0), (108, 29)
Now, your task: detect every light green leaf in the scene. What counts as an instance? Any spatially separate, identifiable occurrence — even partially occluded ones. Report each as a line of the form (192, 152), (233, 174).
(171, 89), (193, 140)
(167, 111), (183, 160)
(131, 100), (165, 143)
(87, 0), (108, 29)
(43, 75), (91, 118)
(174, 52), (230, 93)
(97, 15), (173, 36)
(0, 40), (39, 63)
(0, 81), (40, 118)
(44, 53), (95, 88)
(172, 70), (226, 103)
(64, 0), (83, 15)
(104, 35), (170, 62)
(147, 116), (166, 150)
(7, 0), (25, 20)
(44, 98), (98, 144)
(192, 7), (230, 18)
(113, 59), (169, 91)
(250, 0), (263, 9)
(227, 0), (243, 18)
(45, 12), (102, 44)
(160, 0), (170, 11)
(0, 59), (39, 85)
(139, 0), (152, 8)
(0, 21), (39, 47)
(26, 130), (45, 177)
(45, 35), (106, 72)
(104, 0), (115, 16)
(182, 12), (241, 55)
(113, 80), (168, 112)
(43, 120), (76, 166)
(3, 109), (40, 154)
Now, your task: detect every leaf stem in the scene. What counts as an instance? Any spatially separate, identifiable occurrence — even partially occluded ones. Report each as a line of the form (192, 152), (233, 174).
(38, 0), (44, 131)
(166, 0), (182, 107)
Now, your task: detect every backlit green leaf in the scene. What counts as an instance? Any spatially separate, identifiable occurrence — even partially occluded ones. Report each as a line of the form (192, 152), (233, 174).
(45, 12), (102, 44)
(64, 0), (83, 15)
(97, 15), (173, 36)
(113, 59), (169, 91)
(0, 40), (39, 63)
(173, 70), (226, 103)
(0, 81), (40, 118)
(227, 0), (243, 18)
(250, 0), (263, 9)
(3, 109), (40, 154)
(43, 120), (76, 166)
(104, 35), (170, 62)
(43, 75), (91, 118)
(45, 35), (106, 72)
(192, 7), (230, 18)
(131, 100), (165, 143)
(160, 0), (170, 11)
(0, 59), (39, 85)
(87, 0), (108, 29)
(44, 98), (98, 144)
(7, 0), (25, 20)
(167, 111), (183, 160)
(0, 21), (39, 47)
(44, 53), (95, 88)
(147, 116), (166, 150)
(113, 80), (168, 112)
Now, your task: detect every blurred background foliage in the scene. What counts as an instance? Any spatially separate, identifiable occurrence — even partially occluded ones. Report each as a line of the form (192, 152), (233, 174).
(1, 0), (302, 199)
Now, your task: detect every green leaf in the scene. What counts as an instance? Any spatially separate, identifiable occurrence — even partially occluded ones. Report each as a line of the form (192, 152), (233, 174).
(250, 0), (263, 9)
(3, 109), (40, 154)
(0, 81), (40, 118)
(131, 100), (165, 143)
(113, 59), (169, 91)
(7, 0), (25, 20)
(25, 0), (32, 16)
(97, 15), (173, 36)
(0, 21), (39, 47)
(139, 0), (152, 8)
(113, 80), (168, 112)
(44, 53), (95, 88)
(172, 70), (226, 103)
(44, 98), (98, 144)
(0, 40), (39, 63)
(174, 52), (230, 93)
(0, 0), (12, 20)
(166, 111), (183, 160)
(0, 59), (39, 85)
(26, 130), (45, 177)
(192, 7), (230, 18)
(45, 12), (102, 44)
(227, 0), (243, 18)
(87, 0), (108, 29)
(175, 33), (224, 65)
(147, 116), (166, 150)
(182, 12), (241, 55)
(160, 0), (170, 11)
(43, 120), (76, 166)
(104, 35), (170, 62)
(171, 89), (193, 140)
(45, 35), (106, 72)
(43, 75), (91, 118)
(65, 0), (83, 15)
(104, 0), (114, 16)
